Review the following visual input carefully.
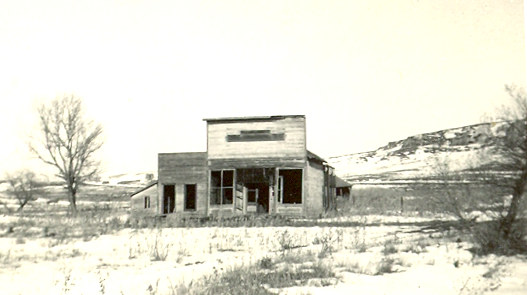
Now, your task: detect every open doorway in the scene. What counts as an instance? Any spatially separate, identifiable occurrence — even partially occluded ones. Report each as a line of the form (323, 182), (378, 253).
(236, 168), (273, 214)
(246, 182), (269, 213)
(163, 184), (175, 214)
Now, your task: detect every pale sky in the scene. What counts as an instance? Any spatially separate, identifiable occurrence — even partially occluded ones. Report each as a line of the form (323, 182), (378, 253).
(0, 0), (525, 177)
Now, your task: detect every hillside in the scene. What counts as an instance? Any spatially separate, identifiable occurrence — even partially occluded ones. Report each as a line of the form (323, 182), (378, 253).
(328, 122), (511, 183)
(97, 171), (156, 186)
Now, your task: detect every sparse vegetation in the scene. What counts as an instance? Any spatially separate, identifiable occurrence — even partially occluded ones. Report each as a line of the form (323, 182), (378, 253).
(257, 256), (274, 269)
(342, 186), (463, 216)
(375, 257), (396, 275)
(3, 170), (43, 212)
(313, 229), (337, 258)
(421, 85), (527, 255)
(403, 237), (430, 253)
(0, 169), (525, 294)
(382, 237), (399, 255)
(277, 229), (303, 252)
(149, 230), (172, 261)
(186, 253), (337, 295)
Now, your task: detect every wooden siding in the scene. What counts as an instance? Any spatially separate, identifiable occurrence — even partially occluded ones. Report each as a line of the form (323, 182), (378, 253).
(207, 116), (306, 160)
(208, 157), (305, 169)
(158, 152), (208, 215)
(304, 161), (325, 217)
(130, 184), (158, 215)
(276, 204), (303, 215)
(208, 207), (236, 217)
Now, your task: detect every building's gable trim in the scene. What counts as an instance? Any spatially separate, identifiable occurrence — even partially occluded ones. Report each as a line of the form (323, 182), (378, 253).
(130, 181), (157, 197)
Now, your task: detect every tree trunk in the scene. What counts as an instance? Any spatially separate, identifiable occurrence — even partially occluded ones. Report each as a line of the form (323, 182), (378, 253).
(16, 202), (27, 212)
(68, 186), (78, 213)
(500, 172), (526, 238)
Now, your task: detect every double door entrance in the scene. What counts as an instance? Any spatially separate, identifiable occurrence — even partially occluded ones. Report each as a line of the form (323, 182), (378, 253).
(234, 167), (303, 214)
(242, 182), (270, 213)
(234, 168), (273, 214)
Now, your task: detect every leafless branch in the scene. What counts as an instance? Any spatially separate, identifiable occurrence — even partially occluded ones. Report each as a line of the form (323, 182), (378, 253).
(29, 95), (103, 213)
(4, 170), (43, 212)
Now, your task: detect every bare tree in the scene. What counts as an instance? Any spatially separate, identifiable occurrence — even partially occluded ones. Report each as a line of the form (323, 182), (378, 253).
(429, 85), (527, 254)
(30, 95), (103, 213)
(4, 170), (42, 212)
(425, 156), (505, 222)
(494, 85), (527, 242)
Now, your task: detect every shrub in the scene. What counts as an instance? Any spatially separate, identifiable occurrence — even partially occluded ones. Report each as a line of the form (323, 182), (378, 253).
(276, 229), (296, 252)
(15, 236), (26, 244)
(375, 258), (396, 275)
(470, 219), (527, 255)
(258, 256), (274, 269)
(150, 230), (171, 261)
(314, 230), (337, 258)
(404, 237), (430, 253)
(382, 238), (399, 255)
(190, 258), (336, 294)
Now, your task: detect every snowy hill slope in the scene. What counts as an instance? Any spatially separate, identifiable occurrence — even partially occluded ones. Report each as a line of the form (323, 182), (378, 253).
(328, 122), (511, 183)
(97, 171), (156, 186)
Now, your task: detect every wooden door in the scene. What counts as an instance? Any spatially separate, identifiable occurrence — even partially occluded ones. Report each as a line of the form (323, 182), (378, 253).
(235, 183), (244, 213)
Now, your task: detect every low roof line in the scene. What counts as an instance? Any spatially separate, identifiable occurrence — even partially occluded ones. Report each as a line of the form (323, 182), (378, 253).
(130, 181), (158, 197)
(307, 150), (334, 168)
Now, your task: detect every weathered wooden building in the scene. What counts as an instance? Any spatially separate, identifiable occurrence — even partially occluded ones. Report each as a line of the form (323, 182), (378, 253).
(130, 181), (158, 215)
(135, 115), (337, 217)
(335, 176), (352, 199)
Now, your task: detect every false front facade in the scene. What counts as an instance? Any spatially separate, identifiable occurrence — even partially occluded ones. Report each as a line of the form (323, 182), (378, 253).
(152, 115), (336, 217)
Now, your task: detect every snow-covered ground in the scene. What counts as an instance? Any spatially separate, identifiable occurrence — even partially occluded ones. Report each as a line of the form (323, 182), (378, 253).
(1, 215), (525, 295)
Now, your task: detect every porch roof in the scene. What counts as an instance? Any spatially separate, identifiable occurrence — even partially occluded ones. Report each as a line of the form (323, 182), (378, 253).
(208, 156), (305, 169)
(335, 176), (351, 188)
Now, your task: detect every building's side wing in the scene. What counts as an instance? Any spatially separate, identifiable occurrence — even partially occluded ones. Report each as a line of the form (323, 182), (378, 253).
(158, 152), (208, 215)
(130, 182), (158, 215)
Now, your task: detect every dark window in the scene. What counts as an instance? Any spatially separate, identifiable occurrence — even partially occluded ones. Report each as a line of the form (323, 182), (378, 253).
(144, 196), (150, 209)
(210, 170), (234, 205)
(279, 169), (303, 204)
(277, 176), (283, 203)
(226, 130), (285, 142)
(223, 187), (233, 204)
(185, 184), (197, 211)
(210, 187), (221, 205)
(210, 171), (222, 205)
(223, 170), (234, 187)
(163, 184), (175, 214)
(211, 171), (221, 187)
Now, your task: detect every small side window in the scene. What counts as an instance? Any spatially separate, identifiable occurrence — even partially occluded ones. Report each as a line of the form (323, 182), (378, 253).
(144, 196), (151, 209)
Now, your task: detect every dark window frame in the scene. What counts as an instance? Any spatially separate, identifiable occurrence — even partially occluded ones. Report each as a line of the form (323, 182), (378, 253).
(210, 169), (235, 206)
(278, 169), (303, 204)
